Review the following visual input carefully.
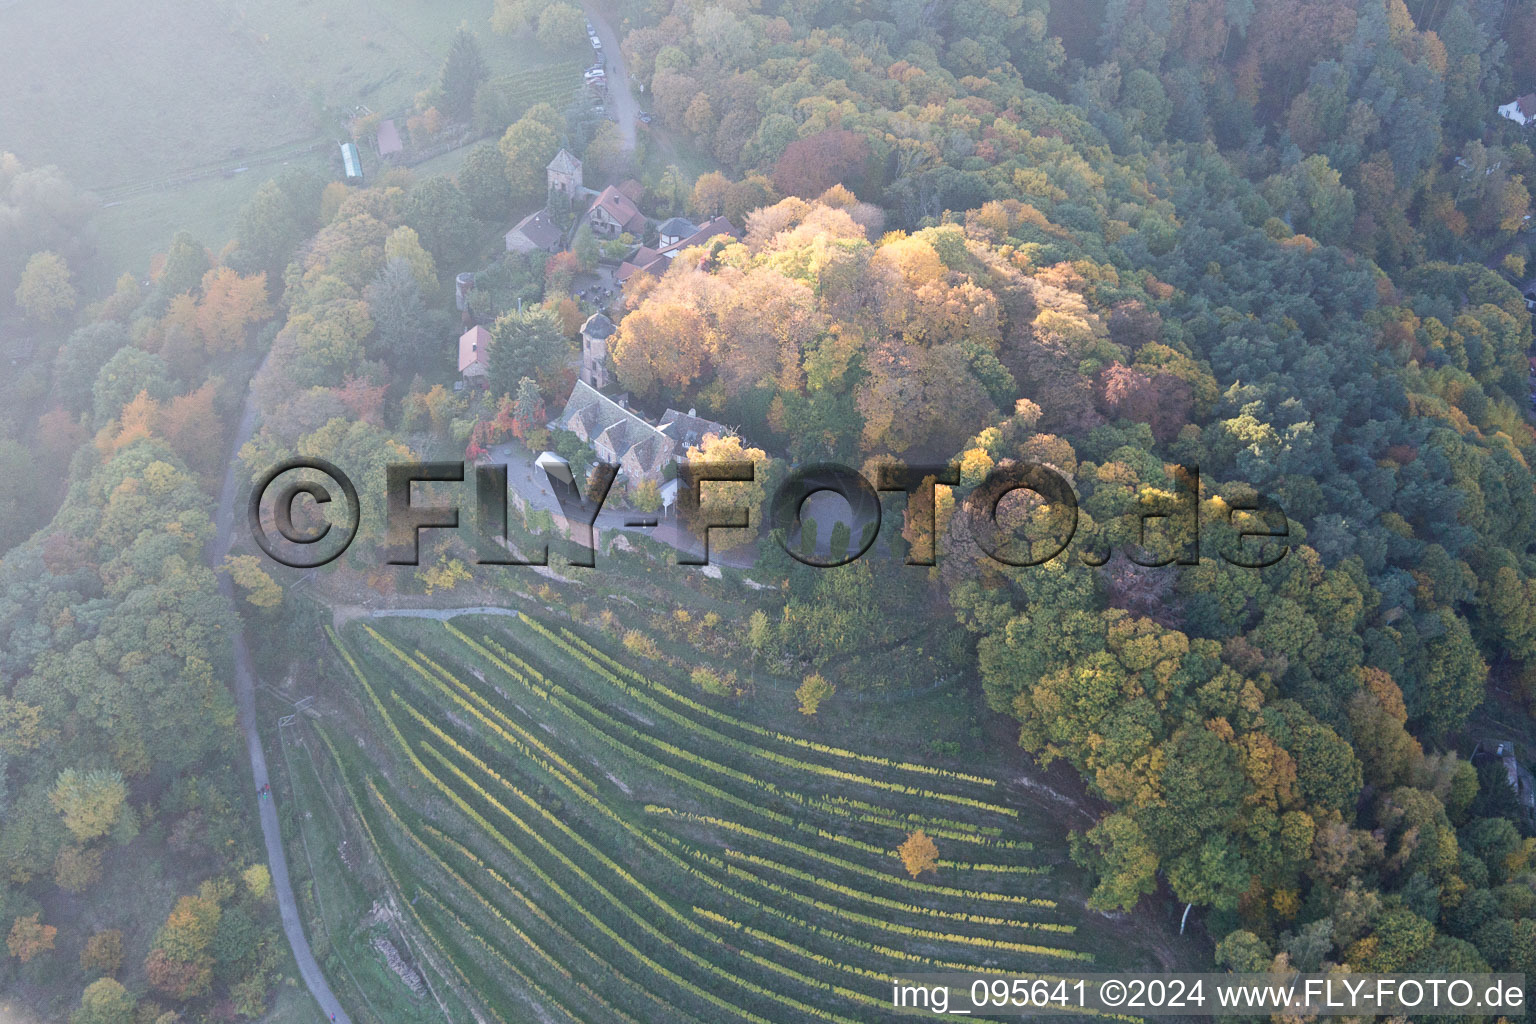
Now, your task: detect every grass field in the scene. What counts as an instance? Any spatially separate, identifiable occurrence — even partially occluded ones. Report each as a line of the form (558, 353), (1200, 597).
(287, 609), (1178, 1023)
(0, 0), (587, 287)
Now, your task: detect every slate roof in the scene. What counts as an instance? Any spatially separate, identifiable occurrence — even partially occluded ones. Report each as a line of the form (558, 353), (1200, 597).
(554, 381), (680, 480)
(506, 209), (563, 251)
(658, 408), (731, 449)
(657, 216), (697, 239)
(581, 312), (616, 340)
(548, 148), (582, 174)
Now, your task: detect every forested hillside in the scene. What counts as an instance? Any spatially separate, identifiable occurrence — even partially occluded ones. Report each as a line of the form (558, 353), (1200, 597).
(3, 0), (1536, 1018)
(601, 0), (1536, 980)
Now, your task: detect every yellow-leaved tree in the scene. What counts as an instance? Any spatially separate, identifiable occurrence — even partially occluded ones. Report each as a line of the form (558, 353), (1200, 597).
(796, 673), (835, 715)
(898, 830), (939, 878)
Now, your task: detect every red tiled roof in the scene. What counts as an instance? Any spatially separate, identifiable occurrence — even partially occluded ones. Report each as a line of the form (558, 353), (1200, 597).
(376, 119), (402, 156)
(590, 185), (647, 235)
(458, 325), (492, 373)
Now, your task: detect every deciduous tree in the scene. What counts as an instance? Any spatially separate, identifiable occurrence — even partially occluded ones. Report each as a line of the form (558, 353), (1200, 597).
(898, 830), (940, 878)
(7, 913), (56, 963)
(196, 267), (271, 352)
(15, 251), (76, 324)
(796, 673), (835, 715)
(50, 768), (128, 843)
(69, 978), (136, 1024)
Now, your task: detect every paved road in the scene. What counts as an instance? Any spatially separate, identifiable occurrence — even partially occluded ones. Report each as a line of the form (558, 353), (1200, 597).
(582, 2), (638, 153)
(210, 387), (353, 1024)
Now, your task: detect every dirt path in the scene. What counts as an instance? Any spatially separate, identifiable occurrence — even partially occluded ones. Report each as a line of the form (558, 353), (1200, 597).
(330, 604), (522, 630)
(208, 363), (353, 1024)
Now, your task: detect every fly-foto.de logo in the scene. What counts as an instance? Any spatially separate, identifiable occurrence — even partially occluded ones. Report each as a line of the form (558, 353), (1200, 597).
(248, 457), (1290, 571)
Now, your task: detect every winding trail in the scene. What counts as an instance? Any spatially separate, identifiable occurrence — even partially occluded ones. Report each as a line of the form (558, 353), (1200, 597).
(210, 378), (353, 1024)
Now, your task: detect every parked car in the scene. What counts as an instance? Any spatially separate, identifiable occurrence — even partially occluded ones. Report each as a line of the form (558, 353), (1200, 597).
(638, 111), (653, 124)
(585, 19), (595, 32)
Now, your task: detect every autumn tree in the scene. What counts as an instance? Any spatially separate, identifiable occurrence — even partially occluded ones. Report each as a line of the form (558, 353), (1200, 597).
(81, 930), (125, 975)
(690, 171), (733, 219)
(7, 913), (57, 963)
(70, 978), (137, 1024)
(679, 433), (772, 554)
(196, 266), (271, 352)
(796, 673), (835, 715)
(146, 892), (221, 1000)
(500, 105), (563, 204)
(898, 830), (940, 878)
(384, 225), (439, 295)
(50, 767), (129, 843)
(15, 250), (76, 324)
(491, 0), (536, 33)
(511, 376), (545, 437)
(159, 381), (224, 477)
(610, 299), (711, 399)
(223, 555), (282, 609)
(536, 2), (583, 46)
(54, 844), (104, 893)
(1072, 814), (1159, 911)
(773, 130), (873, 199)
(242, 864), (272, 901)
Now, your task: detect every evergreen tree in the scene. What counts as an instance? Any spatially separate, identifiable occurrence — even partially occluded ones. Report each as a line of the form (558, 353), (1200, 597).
(439, 28), (488, 122)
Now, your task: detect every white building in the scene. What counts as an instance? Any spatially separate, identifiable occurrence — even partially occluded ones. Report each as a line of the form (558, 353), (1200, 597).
(1498, 93), (1536, 126)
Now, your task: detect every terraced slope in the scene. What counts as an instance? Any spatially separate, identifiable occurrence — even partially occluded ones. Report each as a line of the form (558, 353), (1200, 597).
(315, 612), (1115, 1024)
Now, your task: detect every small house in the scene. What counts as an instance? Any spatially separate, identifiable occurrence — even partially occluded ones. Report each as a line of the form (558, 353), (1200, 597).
(587, 185), (646, 238)
(459, 325), (492, 382)
(657, 216), (696, 247)
(376, 119), (403, 159)
(506, 209), (563, 253)
(617, 216), (739, 283)
(1498, 94), (1536, 127)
